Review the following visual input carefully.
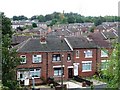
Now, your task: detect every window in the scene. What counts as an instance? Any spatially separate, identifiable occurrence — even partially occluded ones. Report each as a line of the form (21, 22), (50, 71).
(82, 61), (92, 72)
(33, 55), (42, 63)
(101, 50), (108, 57)
(17, 71), (29, 80)
(101, 60), (108, 70)
(67, 54), (71, 61)
(20, 55), (26, 63)
(52, 54), (61, 61)
(76, 50), (79, 58)
(54, 68), (64, 76)
(30, 69), (41, 78)
(84, 50), (92, 58)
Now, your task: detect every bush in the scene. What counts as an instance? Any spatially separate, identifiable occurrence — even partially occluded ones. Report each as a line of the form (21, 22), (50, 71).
(3, 80), (21, 90)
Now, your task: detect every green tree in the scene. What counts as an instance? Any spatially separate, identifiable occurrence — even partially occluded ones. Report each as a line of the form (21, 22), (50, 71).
(2, 13), (13, 37)
(12, 16), (19, 21)
(89, 26), (95, 33)
(101, 43), (120, 89)
(32, 22), (37, 28)
(12, 15), (28, 21)
(45, 14), (53, 21)
(30, 15), (38, 20)
(94, 17), (102, 26)
(1, 13), (21, 89)
(67, 16), (75, 23)
(52, 12), (60, 19)
(49, 19), (57, 26)
(76, 16), (84, 23)
(38, 15), (45, 22)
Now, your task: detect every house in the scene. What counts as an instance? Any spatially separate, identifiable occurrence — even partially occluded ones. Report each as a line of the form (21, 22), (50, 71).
(66, 36), (97, 77)
(15, 36), (73, 85)
(87, 32), (113, 72)
(14, 35), (113, 85)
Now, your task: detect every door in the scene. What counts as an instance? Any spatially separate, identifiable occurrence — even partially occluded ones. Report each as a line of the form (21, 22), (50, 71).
(68, 68), (73, 78)
(73, 63), (79, 76)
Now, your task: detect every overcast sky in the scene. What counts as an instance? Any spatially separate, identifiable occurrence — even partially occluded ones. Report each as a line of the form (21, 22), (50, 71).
(0, 0), (119, 18)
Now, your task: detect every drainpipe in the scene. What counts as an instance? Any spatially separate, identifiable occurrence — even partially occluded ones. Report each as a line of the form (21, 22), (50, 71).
(96, 46), (99, 74)
(46, 52), (48, 81)
(32, 77), (35, 90)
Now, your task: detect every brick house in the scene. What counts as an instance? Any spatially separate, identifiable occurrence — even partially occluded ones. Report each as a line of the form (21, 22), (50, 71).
(66, 37), (97, 77)
(14, 35), (113, 85)
(15, 36), (73, 85)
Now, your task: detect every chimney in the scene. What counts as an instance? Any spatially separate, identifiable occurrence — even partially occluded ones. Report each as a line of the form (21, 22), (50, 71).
(40, 36), (46, 44)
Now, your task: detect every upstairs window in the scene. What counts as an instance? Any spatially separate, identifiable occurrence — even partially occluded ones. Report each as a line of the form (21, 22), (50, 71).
(101, 50), (108, 57)
(20, 55), (26, 64)
(67, 54), (71, 61)
(52, 54), (61, 61)
(84, 50), (92, 58)
(76, 50), (79, 58)
(33, 55), (42, 63)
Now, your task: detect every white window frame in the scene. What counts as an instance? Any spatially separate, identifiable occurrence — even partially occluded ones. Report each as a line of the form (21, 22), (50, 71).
(17, 71), (29, 80)
(101, 60), (108, 70)
(20, 55), (26, 64)
(84, 50), (93, 58)
(101, 50), (108, 57)
(52, 54), (61, 61)
(53, 67), (64, 76)
(30, 69), (41, 78)
(67, 54), (71, 61)
(76, 50), (80, 58)
(82, 61), (92, 72)
(32, 55), (42, 63)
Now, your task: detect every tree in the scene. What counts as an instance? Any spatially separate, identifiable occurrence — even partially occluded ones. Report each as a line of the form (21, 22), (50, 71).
(89, 26), (95, 33)
(52, 12), (60, 19)
(32, 22), (37, 28)
(94, 17), (102, 26)
(12, 16), (19, 21)
(2, 13), (13, 37)
(1, 13), (21, 89)
(45, 14), (53, 21)
(38, 15), (45, 22)
(67, 16), (75, 23)
(101, 43), (120, 89)
(30, 15), (38, 20)
(76, 16), (84, 23)
(12, 15), (28, 21)
(49, 19), (57, 26)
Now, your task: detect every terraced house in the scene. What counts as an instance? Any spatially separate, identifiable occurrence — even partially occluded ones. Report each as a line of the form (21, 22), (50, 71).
(14, 35), (112, 85)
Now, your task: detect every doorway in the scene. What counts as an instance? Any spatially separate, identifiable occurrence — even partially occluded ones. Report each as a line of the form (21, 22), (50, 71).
(68, 68), (73, 78)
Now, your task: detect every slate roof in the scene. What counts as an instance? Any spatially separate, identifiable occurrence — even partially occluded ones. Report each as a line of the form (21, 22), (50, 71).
(102, 31), (118, 39)
(66, 36), (97, 49)
(88, 32), (106, 40)
(16, 37), (72, 52)
(11, 35), (32, 45)
(87, 32), (112, 48)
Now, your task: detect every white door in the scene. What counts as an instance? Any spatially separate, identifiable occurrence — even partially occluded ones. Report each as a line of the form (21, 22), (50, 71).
(73, 63), (79, 76)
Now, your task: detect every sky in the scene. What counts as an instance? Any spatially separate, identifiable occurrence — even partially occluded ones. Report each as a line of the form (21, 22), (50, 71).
(0, 0), (119, 18)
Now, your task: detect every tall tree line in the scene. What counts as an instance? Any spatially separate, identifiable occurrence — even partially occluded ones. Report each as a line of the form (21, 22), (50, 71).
(12, 12), (120, 25)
